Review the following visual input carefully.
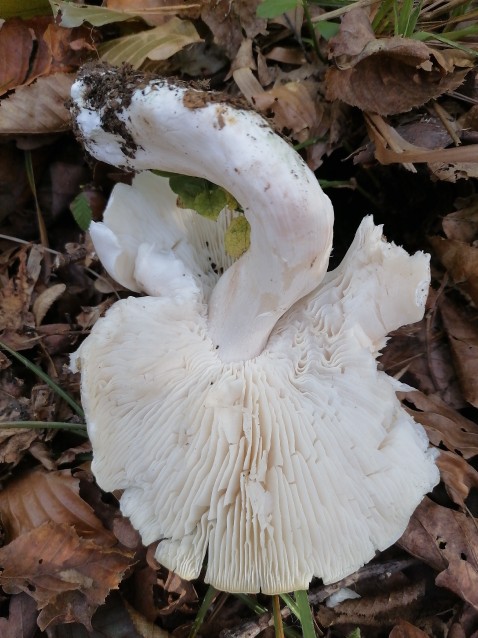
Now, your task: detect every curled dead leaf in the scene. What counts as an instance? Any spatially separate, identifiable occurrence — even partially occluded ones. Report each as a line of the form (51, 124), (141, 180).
(0, 467), (114, 544)
(326, 9), (471, 115)
(437, 451), (478, 509)
(399, 498), (478, 609)
(399, 390), (478, 458)
(0, 521), (134, 630)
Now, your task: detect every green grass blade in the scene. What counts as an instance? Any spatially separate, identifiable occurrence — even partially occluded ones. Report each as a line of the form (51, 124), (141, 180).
(295, 590), (316, 638)
(280, 593), (300, 619)
(189, 585), (217, 638)
(0, 340), (84, 418)
(234, 593), (268, 615)
(1, 421), (88, 437)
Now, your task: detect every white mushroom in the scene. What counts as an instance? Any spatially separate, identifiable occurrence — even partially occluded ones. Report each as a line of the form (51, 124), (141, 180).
(71, 65), (439, 594)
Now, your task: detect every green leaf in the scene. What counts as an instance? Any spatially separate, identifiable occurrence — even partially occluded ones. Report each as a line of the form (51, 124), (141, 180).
(224, 216), (251, 259)
(70, 192), (92, 231)
(0, 0), (51, 18)
(256, 0), (299, 19)
(315, 20), (340, 40)
(169, 175), (229, 220)
(347, 629), (361, 638)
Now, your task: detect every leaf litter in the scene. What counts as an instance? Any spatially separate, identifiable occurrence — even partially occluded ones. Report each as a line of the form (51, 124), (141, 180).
(1, 0), (478, 636)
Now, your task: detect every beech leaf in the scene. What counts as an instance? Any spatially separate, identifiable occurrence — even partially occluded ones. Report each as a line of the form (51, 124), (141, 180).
(0, 522), (134, 631)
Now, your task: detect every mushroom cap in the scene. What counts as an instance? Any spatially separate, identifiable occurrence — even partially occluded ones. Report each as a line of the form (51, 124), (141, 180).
(73, 175), (439, 592)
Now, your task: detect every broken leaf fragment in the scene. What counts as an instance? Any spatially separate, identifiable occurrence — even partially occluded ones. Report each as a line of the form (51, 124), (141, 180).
(224, 215), (251, 258)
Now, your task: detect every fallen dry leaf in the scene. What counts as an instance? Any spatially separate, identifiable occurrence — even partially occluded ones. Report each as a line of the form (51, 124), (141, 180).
(201, 0), (266, 59)
(0, 18), (51, 95)
(0, 73), (75, 134)
(326, 9), (470, 115)
(0, 467), (113, 544)
(399, 390), (478, 458)
(439, 298), (478, 407)
(442, 200), (478, 243)
(429, 237), (478, 307)
(437, 451), (478, 509)
(253, 81), (322, 142)
(0, 521), (133, 630)
(0, 592), (38, 638)
(399, 498), (478, 609)
(389, 620), (430, 638)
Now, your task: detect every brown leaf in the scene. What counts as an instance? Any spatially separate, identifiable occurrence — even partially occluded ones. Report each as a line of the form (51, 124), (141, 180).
(157, 569), (197, 616)
(0, 592), (38, 638)
(0, 18), (50, 95)
(201, 0), (266, 59)
(0, 74), (75, 134)
(0, 467), (114, 544)
(0, 521), (133, 631)
(430, 237), (478, 306)
(442, 201), (478, 243)
(437, 451), (478, 509)
(389, 620), (430, 638)
(399, 498), (478, 608)
(327, 7), (375, 61)
(0, 245), (43, 336)
(439, 299), (478, 407)
(253, 81), (322, 142)
(400, 390), (478, 458)
(326, 11), (470, 115)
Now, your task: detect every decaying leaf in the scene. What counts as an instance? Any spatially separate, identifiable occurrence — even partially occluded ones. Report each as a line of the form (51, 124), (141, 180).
(0, 521), (133, 630)
(252, 81), (321, 141)
(0, 73), (75, 134)
(0, 17), (92, 95)
(437, 451), (478, 510)
(202, 0), (266, 59)
(400, 498), (478, 609)
(0, 467), (113, 543)
(389, 620), (430, 638)
(442, 200), (478, 243)
(98, 17), (201, 68)
(439, 299), (478, 407)
(430, 237), (478, 307)
(0, 592), (38, 638)
(326, 8), (471, 115)
(399, 390), (478, 459)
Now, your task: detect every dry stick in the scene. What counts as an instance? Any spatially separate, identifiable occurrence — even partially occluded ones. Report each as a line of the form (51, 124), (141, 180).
(311, 0), (380, 22)
(220, 559), (418, 638)
(430, 101), (461, 147)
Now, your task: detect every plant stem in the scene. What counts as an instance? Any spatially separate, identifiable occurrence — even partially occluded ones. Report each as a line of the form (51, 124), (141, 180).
(1, 421), (88, 437)
(273, 595), (285, 638)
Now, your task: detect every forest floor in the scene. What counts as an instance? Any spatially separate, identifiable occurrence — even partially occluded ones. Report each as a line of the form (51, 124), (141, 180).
(1, 1), (478, 637)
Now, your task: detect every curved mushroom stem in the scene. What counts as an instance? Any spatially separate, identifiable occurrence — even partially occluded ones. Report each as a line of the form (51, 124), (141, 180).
(71, 65), (334, 361)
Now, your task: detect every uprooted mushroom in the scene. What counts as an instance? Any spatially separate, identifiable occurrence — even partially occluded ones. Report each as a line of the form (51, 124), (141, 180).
(70, 64), (439, 594)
